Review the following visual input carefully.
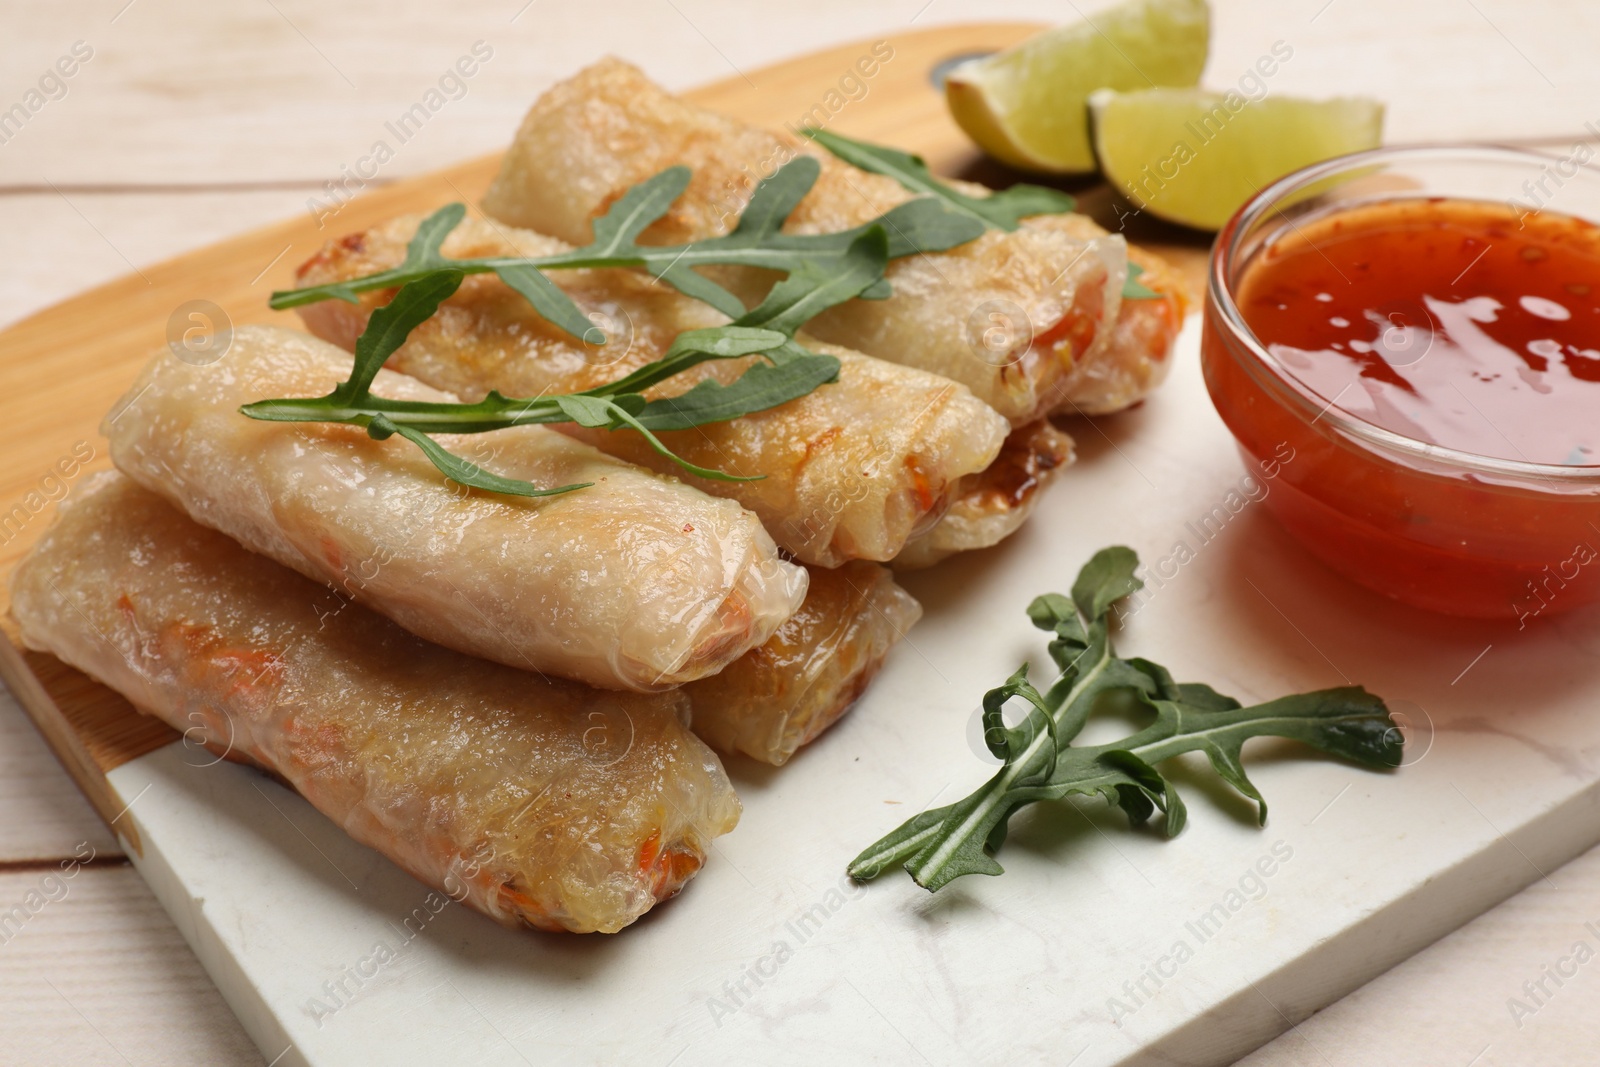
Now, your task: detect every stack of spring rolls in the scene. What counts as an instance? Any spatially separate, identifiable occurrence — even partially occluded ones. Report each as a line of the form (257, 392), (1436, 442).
(9, 60), (1184, 935)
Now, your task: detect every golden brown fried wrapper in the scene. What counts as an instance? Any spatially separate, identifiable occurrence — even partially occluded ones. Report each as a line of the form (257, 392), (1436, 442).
(684, 562), (921, 765)
(11, 475), (741, 934)
(295, 217), (1009, 568)
(104, 325), (805, 691)
(481, 57), (1125, 427)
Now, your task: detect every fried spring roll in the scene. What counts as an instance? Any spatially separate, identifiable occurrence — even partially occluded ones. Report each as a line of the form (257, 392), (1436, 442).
(1053, 215), (1189, 415)
(480, 58), (1124, 426)
(10, 474), (741, 933)
(295, 218), (1011, 568)
(683, 561), (921, 765)
(894, 420), (1075, 570)
(103, 325), (805, 692)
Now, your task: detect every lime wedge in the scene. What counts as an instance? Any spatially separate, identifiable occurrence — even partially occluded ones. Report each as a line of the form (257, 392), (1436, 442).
(1089, 88), (1385, 230)
(945, 0), (1210, 175)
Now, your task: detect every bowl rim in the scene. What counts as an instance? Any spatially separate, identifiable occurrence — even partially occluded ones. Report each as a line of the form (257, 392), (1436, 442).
(1207, 142), (1600, 484)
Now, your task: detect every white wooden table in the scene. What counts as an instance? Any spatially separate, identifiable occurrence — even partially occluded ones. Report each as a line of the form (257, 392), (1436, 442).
(2, 1), (1597, 1063)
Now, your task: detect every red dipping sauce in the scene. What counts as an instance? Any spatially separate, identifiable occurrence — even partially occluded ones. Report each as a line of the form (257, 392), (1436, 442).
(1240, 199), (1600, 466)
(1204, 147), (1600, 621)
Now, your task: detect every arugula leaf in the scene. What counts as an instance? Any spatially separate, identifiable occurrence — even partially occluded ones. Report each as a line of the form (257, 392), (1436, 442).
(496, 173), (748, 323)
(643, 259), (747, 319)
(717, 156), (979, 261)
(590, 166), (691, 253)
(980, 664), (1055, 763)
(366, 415), (591, 498)
(550, 394), (617, 429)
(254, 155), (977, 498)
(857, 197), (992, 262)
(401, 203), (466, 273)
(243, 231), (890, 495)
(600, 400), (764, 483)
(802, 128), (1170, 302)
(626, 227), (885, 430)
(585, 326), (789, 398)
(269, 159), (980, 325)
(633, 344), (840, 431)
(737, 226), (888, 336)
(494, 263), (605, 344)
(335, 271), (464, 403)
(1070, 544), (1142, 620)
(1124, 261), (1161, 300)
(729, 156), (821, 238)
(848, 546), (1401, 892)
(802, 128), (1076, 232)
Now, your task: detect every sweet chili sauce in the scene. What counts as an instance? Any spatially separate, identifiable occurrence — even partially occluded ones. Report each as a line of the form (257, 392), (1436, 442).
(1238, 199), (1600, 465)
(1203, 198), (1600, 620)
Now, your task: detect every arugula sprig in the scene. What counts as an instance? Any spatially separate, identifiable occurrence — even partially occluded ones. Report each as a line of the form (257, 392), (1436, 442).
(802, 128), (1076, 230)
(255, 130), (1149, 499)
(849, 547), (1402, 892)
(803, 127), (1164, 302)
(269, 157), (985, 333)
(244, 229), (889, 498)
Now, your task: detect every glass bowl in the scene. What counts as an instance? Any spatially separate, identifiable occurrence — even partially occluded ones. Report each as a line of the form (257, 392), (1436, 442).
(1202, 145), (1600, 621)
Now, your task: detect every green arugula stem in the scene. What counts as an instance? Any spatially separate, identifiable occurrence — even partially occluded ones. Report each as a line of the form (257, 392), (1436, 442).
(270, 159), (984, 324)
(802, 127), (1164, 300)
(848, 547), (1402, 892)
(898, 645), (1117, 882)
(246, 221), (891, 497)
(273, 241), (888, 312)
(252, 132), (1131, 499)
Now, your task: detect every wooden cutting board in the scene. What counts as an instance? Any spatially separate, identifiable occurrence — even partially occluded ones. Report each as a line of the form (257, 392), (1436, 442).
(23, 23), (1581, 1067)
(0, 21), (1209, 851)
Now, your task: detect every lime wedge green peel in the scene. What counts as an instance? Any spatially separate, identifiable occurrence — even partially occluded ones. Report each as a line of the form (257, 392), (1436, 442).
(945, 0), (1210, 175)
(1089, 89), (1385, 230)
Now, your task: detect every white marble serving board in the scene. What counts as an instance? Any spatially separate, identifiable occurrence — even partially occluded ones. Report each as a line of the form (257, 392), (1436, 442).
(99, 318), (1600, 1066)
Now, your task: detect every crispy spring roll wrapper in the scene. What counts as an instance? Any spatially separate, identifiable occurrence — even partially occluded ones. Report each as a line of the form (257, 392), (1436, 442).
(894, 420), (1075, 570)
(1053, 215), (1190, 416)
(295, 217), (1010, 568)
(480, 57), (1124, 426)
(103, 325), (806, 692)
(683, 561), (921, 765)
(10, 474), (741, 934)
